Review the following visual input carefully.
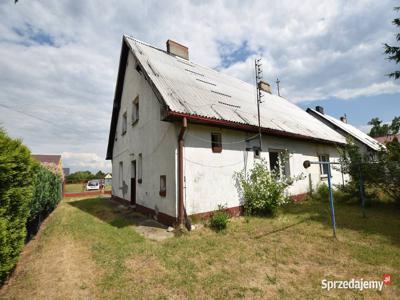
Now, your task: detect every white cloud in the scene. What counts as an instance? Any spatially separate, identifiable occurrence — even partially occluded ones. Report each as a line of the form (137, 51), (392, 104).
(0, 0), (399, 171)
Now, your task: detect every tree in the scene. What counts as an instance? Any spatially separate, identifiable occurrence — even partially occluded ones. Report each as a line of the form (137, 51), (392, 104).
(384, 7), (400, 79)
(368, 118), (389, 137)
(95, 170), (106, 179)
(368, 116), (400, 137)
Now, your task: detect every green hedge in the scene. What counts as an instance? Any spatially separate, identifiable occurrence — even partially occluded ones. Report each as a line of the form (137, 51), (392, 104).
(0, 129), (33, 284)
(27, 161), (62, 238)
(0, 129), (62, 284)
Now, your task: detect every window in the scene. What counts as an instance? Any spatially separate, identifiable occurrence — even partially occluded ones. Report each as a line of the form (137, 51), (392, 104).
(319, 154), (330, 176)
(132, 96), (139, 124)
(269, 149), (290, 177)
(159, 175), (166, 197)
(211, 132), (222, 153)
(138, 153), (143, 183)
(122, 112), (127, 135)
(119, 161), (123, 188)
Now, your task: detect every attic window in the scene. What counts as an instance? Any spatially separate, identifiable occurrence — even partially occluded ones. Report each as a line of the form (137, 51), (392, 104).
(135, 64), (142, 74)
(132, 96), (139, 124)
(211, 132), (222, 153)
(122, 112), (127, 135)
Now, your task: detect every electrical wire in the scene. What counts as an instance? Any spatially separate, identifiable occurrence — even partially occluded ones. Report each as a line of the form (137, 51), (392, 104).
(184, 157), (245, 168)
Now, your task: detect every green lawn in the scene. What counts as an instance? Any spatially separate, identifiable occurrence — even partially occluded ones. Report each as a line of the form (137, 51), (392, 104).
(64, 183), (112, 193)
(0, 196), (398, 299)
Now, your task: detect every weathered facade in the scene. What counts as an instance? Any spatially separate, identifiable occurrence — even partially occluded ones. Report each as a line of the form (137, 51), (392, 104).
(107, 36), (350, 226)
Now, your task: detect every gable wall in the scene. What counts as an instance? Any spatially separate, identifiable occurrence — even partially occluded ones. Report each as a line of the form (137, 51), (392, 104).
(111, 52), (178, 218)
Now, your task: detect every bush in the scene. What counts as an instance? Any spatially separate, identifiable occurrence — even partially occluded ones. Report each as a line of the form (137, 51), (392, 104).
(209, 206), (230, 232)
(235, 159), (295, 216)
(0, 129), (33, 284)
(27, 161), (62, 237)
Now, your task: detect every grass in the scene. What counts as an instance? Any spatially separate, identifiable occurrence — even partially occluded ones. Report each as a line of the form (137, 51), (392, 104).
(64, 183), (112, 193)
(0, 196), (399, 299)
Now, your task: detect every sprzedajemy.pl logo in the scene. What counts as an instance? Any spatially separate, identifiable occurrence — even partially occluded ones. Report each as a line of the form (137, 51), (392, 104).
(321, 274), (392, 292)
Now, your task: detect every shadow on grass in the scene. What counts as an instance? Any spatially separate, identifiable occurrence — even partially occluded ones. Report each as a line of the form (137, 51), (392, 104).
(67, 197), (166, 230)
(283, 199), (400, 246)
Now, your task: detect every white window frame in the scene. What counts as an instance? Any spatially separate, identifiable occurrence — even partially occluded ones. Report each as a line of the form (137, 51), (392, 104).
(318, 154), (330, 177)
(268, 149), (290, 178)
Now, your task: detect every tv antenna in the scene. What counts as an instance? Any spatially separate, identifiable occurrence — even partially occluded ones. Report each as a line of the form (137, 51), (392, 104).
(276, 78), (281, 96)
(254, 58), (264, 152)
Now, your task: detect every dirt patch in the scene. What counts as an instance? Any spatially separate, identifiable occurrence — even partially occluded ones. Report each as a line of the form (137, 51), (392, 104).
(0, 213), (100, 299)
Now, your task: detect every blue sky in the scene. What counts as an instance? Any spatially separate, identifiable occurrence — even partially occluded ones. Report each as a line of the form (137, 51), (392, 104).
(0, 0), (399, 172)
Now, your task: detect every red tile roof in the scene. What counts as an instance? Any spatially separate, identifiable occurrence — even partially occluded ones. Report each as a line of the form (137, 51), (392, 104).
(31, 154), (61, 165)
(374, 134), (400, 144)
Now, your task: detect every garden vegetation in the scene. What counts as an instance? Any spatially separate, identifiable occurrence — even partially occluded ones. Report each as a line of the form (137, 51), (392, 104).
(0, 129), (62, 284)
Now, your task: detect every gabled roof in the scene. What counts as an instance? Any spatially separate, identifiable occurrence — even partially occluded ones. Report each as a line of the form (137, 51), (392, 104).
(32, 154), (62, 165)
(107, 35), (347, 159)
(307, 108), (384, 151)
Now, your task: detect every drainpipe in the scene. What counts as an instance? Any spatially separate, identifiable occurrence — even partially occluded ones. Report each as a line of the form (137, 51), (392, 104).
(178, 117), (187, 225)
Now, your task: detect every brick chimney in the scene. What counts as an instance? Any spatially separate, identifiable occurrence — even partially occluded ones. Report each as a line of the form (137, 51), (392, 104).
(316, 106), (324, 114)
(166, 40), (189, 60)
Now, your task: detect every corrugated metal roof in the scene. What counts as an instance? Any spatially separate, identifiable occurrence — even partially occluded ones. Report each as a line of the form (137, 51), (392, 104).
(123, 35), (346, 145)
(307, 108), (384, 151)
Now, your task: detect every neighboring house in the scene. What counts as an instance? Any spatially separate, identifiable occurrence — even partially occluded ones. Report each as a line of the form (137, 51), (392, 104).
(104, 173), (112, 186)
(374, 134), (400, 144)
(106, 35), (349, 226)
(31, 154), (63, 176)
(307, 107), (384, 154)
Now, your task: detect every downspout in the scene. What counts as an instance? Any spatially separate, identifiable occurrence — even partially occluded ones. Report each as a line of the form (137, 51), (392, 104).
(178, 117), (187, 225)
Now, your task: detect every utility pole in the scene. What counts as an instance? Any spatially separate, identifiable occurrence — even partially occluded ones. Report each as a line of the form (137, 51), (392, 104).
(276, 78), (281, 96)
(254, 58), (264, 151)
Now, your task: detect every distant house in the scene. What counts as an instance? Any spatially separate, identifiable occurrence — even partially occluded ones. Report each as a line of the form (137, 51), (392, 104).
(374, 134), (400, 144)
(31, 154), (63, 175)
(106, 35), (351, 226)
(307, 106), (384, 154)
(104, 173), (112, 186)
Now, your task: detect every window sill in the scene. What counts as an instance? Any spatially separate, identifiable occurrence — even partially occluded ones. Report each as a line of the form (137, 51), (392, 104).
(159, 190), (166, 197)
(131, 120), (138, 126)
(121, 131), (127, 136)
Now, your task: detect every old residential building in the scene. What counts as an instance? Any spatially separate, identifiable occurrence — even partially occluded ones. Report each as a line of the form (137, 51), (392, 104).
(106, 35), (351, 226)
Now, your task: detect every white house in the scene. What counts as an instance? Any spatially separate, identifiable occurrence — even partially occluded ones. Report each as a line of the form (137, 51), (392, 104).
(106, 35), (350, 226)
(307, 106), (384, 154)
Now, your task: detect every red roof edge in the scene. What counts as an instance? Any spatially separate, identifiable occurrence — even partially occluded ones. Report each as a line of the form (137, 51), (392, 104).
(165, 111), (344, 146)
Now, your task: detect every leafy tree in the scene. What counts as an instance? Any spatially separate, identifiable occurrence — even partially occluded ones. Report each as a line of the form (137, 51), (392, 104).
(95, 170), (106, 179)
(384, 7), (400, 79)
(368, 116), (400, 137)
(66, 170), (95, 183)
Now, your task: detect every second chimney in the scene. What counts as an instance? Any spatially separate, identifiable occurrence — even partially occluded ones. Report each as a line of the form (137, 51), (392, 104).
(340, 116), (348, 123)
(166, 40), (189, 60)
(316, 106), (324, 114)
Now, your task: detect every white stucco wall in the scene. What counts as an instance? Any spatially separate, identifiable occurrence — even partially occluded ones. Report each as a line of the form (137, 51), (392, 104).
(183, 124), (348, 215)
(111, 52), (178, 218)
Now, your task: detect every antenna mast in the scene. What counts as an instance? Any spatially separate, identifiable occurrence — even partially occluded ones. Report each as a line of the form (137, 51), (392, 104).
(255, 58), (263, 152)
(276, 78), (281, 96)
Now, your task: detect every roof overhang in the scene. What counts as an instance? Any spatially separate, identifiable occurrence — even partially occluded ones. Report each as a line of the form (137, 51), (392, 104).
(165, 110), (345, 146)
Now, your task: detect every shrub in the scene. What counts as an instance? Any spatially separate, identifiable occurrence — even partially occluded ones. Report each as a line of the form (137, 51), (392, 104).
(235, 159), (296, 216)
(0, 129), (33, 284)
(209, 206), (230, 232)
(27, 161), (62, 236)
